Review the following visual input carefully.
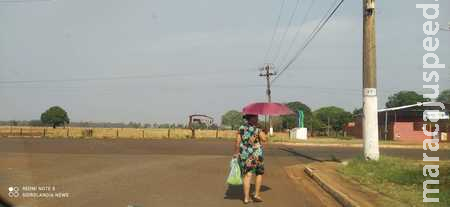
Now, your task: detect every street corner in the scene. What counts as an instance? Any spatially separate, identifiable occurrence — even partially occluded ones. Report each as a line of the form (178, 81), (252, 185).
(304, 161), (406, 207)
(284, 164), (342, 207)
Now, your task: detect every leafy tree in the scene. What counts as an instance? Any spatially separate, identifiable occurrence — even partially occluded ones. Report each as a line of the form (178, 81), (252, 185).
(10, 120), (18, 126)
(29, 120), (44, 127)
(314, 106), (352, 136)
(152, 123), (159, 128)
(270, 116), (284, 131)
(352, 107), (363, 116)
(128, 122), (142, 128)
(281, 101), (312, 129)
(436, 89), (450, 104)
(209, 123), (219, 130)
(159, 123), (171, 128)
(40, 106), (70, 128)
(310, 115), (326, 135)
(221, 110), (244, 130)
(385, 91), (430, 108)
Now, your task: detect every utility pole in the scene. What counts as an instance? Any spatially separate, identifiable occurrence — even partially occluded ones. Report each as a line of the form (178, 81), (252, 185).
(362, 0), (379, 160)
(260, 63), (276, 136)
(327, 117), (330, 137)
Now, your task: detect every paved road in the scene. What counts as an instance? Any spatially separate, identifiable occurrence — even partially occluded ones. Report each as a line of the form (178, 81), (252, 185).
(0, 138), (448, 207)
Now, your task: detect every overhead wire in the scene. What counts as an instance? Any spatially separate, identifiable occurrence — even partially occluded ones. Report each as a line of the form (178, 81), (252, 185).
(0, 68), (254, 85)
(0, 73), (199, 84)
(271, 0), (344, 83)
(276, 0), (315, 67)
(271, 0), (302, 65)
(0, 0), (52, 3)
(263, 0), (287, 63)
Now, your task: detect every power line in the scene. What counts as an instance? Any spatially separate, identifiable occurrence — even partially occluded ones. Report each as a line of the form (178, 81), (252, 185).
(277, 0), (315, 67)
(274, 0), (342, 81)
(0, 83), (266, 95)
(272, 0), (337, 82)
(0, 0), (52, 3)
(263, 0), (287, 63)
(271, 0), (302, 64)
(1, 82), (411, 95)
(272, 0), (344, 83)
(0, 69), (253, 85)
(273, 84), (430, 99)
(0, 73), (199, 84)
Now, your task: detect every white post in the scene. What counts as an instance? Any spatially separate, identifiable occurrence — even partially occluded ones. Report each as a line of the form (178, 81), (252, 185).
(363, 92), (379, 160)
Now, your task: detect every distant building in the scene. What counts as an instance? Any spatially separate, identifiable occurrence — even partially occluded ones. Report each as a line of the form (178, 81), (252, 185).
(346, 102), (450, 142)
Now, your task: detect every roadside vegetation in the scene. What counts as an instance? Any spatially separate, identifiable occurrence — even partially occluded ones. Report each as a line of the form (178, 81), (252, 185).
(1, 89), (449, 140)
(338, 156), (450, 207)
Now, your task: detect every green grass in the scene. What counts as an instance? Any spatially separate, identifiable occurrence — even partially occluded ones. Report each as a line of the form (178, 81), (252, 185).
(269, 136), (363, 144)
(338, 156), (450, 207)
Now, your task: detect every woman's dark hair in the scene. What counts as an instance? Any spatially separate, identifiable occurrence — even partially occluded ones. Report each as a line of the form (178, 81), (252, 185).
(243, 114), (258, 121)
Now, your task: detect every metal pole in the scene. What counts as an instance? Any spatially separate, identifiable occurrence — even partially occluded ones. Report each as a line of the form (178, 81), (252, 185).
(362, 0), (380, 160)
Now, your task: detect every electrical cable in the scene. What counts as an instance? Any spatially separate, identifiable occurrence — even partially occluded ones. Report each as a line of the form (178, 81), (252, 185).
(263, 0), (287, 63)
(271, 0), (344, 83)
(271, 0), (302, 64)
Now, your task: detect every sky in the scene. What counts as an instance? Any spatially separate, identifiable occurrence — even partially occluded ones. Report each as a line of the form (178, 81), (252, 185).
(0, 0), (449, 124)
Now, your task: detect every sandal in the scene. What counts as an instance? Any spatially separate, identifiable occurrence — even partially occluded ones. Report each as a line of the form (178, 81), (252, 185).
(243, 199), (251, 204)
(252, 195), (263, 202)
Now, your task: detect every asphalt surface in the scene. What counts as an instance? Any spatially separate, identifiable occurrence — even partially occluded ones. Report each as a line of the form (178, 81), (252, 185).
(0, 138), (448, 207)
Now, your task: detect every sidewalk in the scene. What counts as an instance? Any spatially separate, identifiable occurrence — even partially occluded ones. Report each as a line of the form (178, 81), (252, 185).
(303, 162), (406, 207)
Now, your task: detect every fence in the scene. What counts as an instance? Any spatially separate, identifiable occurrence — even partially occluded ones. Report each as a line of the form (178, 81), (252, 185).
(0, 126), (291, 140)
(0, 126), (246, 139)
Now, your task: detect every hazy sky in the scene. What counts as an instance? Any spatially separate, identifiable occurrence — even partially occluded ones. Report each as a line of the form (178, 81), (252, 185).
(0, 0), (449, 124)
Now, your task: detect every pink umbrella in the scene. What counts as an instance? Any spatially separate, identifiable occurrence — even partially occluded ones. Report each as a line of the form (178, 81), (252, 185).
(242, 102), (294, 116)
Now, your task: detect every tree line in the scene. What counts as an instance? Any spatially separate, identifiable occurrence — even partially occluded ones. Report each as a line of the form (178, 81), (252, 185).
(221, 102), (352, 137)
(1, 89), (449, 131)
(221, 89), (450, 136)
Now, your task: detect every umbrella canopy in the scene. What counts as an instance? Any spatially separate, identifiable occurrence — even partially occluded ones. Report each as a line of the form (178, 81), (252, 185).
(242, 102), (294, 116)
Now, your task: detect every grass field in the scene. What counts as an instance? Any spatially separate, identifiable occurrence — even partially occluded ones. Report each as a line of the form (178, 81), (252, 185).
(2, 126), (448, 149)
(338, 156), (450, 207)
(0, 126), (269, 139)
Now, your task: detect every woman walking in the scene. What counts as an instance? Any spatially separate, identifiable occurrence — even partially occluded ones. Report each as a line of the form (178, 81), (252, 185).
(234, 114), (267, 204)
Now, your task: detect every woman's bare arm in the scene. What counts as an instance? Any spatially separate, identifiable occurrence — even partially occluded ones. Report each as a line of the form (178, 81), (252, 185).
(234, 132), (241, 155)
(258, 130), (268, 144)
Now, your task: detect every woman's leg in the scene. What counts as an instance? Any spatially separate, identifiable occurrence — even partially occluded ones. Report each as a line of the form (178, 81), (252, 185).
(243, 172), (252, 201)
(254, 175), (263, 198)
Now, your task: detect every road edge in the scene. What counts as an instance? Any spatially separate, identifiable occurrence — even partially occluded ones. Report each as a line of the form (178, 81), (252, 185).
(304, 166), (359, 207)
(279, 142), (449, 149)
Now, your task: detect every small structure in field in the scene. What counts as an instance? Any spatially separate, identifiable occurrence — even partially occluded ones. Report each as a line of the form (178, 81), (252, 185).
(188, 114), (214, 139)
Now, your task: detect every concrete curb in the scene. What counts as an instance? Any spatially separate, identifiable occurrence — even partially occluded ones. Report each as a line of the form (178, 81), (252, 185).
(304, 167), (359, 207)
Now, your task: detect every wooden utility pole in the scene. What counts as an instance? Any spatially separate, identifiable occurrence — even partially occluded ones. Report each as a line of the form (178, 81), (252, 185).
(362, 0), (379, 160)
(327, 117), (330, 137)
(260, 64), (276, 135)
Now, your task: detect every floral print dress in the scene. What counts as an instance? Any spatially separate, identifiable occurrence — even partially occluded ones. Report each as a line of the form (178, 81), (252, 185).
(238, 124), (264, 175)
